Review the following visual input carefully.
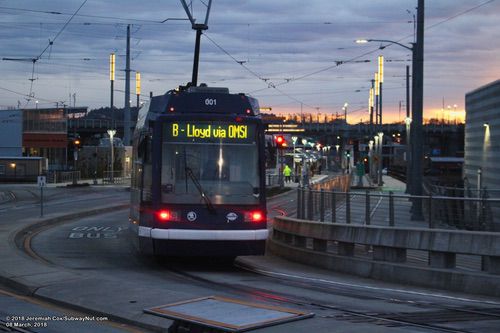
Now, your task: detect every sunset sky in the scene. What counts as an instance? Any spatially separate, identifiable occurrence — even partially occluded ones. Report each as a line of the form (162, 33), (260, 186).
(1, 0), (499, 124)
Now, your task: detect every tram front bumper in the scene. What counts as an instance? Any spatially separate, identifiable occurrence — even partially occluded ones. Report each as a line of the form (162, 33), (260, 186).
(138, 227), (268, 240)
(137, 227), (268, 256)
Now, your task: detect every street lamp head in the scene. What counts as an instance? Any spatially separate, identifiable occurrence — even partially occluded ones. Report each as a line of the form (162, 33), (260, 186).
(484, 122), (489, 127)
(355, 39), (369, 44)
(405, 117), (412, 125)
(107, 129), (116, 139)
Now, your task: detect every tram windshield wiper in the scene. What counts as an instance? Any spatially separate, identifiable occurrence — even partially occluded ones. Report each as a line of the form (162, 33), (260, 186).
(185, 166), (216, 214)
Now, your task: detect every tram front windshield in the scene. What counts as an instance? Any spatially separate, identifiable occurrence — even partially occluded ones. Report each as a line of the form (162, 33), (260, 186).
(161, 122), (260, 205)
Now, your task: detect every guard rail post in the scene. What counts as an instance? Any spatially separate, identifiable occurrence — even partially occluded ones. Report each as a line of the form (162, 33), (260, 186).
(389, 191), (394, 227)
(331, 189), (336, 223)
(297, 187), (302, 219)
(307, 189), (313, 221)
(429, 194), (434, 229)
(320, 189), (325, 222)
(346, 192), (351, 224)
(301, 186), (306, 220)
(365, 190), (371, 225)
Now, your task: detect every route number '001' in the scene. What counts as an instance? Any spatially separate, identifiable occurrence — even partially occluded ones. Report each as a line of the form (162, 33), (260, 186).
(205, 98), (216, 106)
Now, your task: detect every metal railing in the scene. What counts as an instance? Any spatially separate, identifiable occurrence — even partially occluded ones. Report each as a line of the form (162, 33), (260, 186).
(102, 171), (127, 184)
(47, 171), (80, 184)
(295, 188), (500, 231)
(265, 174), (280, 187)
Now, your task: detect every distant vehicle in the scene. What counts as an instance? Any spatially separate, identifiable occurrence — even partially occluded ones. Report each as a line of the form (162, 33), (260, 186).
(98, 137), (124, 147)
(129, 85), (268, 259)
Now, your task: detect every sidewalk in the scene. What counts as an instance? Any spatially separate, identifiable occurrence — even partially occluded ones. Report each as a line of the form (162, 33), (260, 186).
(380, 175), (406, 193)
(283, 173), (329, 189)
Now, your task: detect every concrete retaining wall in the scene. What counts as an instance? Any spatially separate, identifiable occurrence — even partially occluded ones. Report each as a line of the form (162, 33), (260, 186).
(270, 216), (500, 297)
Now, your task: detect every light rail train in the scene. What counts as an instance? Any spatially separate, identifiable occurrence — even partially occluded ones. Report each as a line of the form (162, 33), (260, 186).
(129, 85), (268, 258)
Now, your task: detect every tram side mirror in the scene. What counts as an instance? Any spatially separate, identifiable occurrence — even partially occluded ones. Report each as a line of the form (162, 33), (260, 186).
(253, 187), (260, 198)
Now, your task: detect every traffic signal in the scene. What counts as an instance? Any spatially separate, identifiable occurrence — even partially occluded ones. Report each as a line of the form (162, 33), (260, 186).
(74, 138), (81, 151)
(275, 135), (286, 149)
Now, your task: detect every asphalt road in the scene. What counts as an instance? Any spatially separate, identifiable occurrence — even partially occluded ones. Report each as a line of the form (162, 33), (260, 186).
(2, 184), (500, 332)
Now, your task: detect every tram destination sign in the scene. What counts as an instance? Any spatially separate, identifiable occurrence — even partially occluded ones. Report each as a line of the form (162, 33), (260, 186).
(164, 121), (256, 144)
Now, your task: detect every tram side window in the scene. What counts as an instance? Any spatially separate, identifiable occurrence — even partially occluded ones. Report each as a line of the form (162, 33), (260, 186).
(137, 137), (151, 163)
(137, 136), (152, 201)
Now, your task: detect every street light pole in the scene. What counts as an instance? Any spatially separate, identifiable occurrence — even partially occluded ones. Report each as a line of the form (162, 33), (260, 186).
(107, 129), (116, 183)
(292, 136), (298, 180)
(355, 1), (425, 218)
(405, 116), (412, 193)
(378, 132), (384, 186)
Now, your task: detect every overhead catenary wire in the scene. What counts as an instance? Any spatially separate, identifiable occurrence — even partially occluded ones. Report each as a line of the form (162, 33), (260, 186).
(1, 1), (497, 112)
(6, 0), (89, 107)
(203, 32), (355, 110)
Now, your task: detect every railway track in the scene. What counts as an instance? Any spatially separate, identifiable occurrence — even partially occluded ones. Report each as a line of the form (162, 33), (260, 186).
(166, 263), (500, 333)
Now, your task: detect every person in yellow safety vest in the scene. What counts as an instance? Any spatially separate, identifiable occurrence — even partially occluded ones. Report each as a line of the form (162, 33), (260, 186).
(283, 165), (292, 183)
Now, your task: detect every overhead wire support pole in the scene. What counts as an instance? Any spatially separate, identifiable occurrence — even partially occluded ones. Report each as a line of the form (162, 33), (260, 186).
(124, 24), (131, 146)
(411, 0), (425, 221)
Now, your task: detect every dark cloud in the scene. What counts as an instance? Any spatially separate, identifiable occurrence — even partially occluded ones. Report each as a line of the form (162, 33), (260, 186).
(0, 0), (498, 121)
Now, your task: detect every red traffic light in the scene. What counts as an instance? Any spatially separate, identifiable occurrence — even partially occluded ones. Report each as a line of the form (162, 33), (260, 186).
(275, 135), (286, 148)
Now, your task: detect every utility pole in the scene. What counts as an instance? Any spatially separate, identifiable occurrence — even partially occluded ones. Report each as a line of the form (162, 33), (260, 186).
(411, 0), (425, 220)
(124, 25), (131, 146)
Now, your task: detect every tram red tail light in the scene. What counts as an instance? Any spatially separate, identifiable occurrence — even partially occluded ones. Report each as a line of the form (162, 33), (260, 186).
(157, 209), (180, 222)
(245, 210), (265, 223)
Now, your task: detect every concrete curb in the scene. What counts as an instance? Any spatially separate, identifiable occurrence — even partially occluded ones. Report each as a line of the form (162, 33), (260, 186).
(1, 203), (130, 293)
(0, 203), (168, 332)
(0, 190), (14, 204)
(12, 203), (131, 251)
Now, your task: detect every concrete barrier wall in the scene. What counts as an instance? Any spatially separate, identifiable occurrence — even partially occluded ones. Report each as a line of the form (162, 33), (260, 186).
(270, 216), (500, 297)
